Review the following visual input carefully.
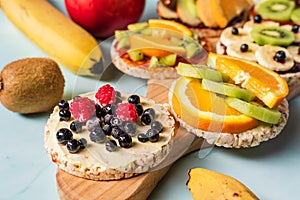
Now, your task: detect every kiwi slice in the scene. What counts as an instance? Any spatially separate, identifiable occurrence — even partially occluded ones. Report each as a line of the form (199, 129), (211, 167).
(127, 50), (144, 62)
(176, 62), (229, 82)
(226, 97), (281, 124)
(202, 79), (255, 102)
(257, 0), (295, 22)
(251, 26), (295, 46)
(158, 54), (177, 66)
(291, 8), (300, 23)
(127, 22), (148, 32)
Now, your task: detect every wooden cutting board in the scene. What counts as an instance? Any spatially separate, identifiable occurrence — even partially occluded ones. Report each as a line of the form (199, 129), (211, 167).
(56, 79), (207, 200)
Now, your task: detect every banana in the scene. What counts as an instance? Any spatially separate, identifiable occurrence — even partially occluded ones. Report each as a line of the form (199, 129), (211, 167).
(287, 45), (300, 63)
(226, 42), (259, 62)
(243, 20), (279, 33)
(219, 27), (253, 47)
(255, 45), (294, 71)
(0, 0), (102, 77)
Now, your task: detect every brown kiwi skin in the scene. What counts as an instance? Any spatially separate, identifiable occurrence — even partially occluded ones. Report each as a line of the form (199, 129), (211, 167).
(0, 58), (64, 114)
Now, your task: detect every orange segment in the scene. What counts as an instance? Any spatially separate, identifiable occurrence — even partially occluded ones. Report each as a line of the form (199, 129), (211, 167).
(196, 0), (218, 27)
(148, 19), (192, 37)
(171, 77), (258, 133)
(209, 53), (289, 108)
(210, 0), (228, 28)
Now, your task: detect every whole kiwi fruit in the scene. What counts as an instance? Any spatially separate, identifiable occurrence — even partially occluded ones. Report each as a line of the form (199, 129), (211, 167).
(0, 58), (65, 114)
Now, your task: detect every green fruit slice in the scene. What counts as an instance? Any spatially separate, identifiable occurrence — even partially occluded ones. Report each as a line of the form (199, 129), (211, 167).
(158, 54), (177, 66)
(257, 0), (295, 21)
(226, 97), (281, 124)
(127, 50), (144, 62)
(291, 8), (300, 23)
(202, 79), (255, 102)
(127, 22), (148, 32)
(176, 62), (229, 82)
(251, 26), (295, 46)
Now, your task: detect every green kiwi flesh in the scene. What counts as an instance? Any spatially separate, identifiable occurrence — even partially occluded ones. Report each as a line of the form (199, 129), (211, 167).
(291, 8), (300, 23)
(250, 26), (295, 46)
(257, 0), (295, 22)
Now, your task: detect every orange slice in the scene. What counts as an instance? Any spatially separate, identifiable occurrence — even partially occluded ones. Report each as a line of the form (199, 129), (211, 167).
(208, 53), (289, 108)
(210, 0), (228, 28)
(148, 19), (192, 37)
(171, 77), (258, 133)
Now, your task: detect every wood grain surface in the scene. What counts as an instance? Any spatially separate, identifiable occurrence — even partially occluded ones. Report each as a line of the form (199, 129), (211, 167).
(56, 79), (205, 200)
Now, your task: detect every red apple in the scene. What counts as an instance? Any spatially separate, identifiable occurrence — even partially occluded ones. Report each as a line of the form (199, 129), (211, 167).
(65, 0), (146, 38)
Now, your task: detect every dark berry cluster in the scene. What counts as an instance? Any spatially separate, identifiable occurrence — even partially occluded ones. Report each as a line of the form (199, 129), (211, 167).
(56, 84), (164, 153)
(58, 100), (71, 121)
(56, 128), (87, 153)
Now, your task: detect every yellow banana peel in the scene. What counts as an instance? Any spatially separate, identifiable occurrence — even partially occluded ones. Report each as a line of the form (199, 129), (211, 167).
(1, 0), (103, 77)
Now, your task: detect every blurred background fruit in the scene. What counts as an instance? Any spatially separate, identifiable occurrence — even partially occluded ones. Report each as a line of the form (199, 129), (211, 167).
(65, 0), (146, 38)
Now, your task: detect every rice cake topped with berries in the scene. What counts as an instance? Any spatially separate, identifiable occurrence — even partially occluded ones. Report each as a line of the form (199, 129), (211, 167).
(44, 84), (175, 181)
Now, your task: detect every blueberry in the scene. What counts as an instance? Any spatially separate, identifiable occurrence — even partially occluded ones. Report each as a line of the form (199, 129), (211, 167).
(86, 117), (101, 132)
(128, 95), (140, 104)
(110, 117), (123, 127)
(58, 100), (69, 110)
(231, 27), (239, 35)
(102, 124), (112, 135)
(150, 121), (163, 133)
(144, 108), (155, 118)
(104, 114), (114, 125)
(253, 14), (262, 23)
(240, 44), (248, 52)
(115, 97), (123, 104)
(137, 133), (149, 143)
(59, 109), (71, 121)
(134, 104), (144, 116)
(105, 139), (117, 152)
(118, 133), (132, 148)
(78, 138), (88, 149)
(66, 139), (80, 153)
(141, 113), (152, 125)
(292, 24), (299, 33)
(101, 104), (113, 116)
(115, 91), (122, 99)
(70, 120), (83, 132)
(95, 104), (103, 118)
(89, 127), (106, 143)
(56, 128), (73, 144)
(111, 126), (123, 139)
(146, 129), (159, 142)
(122, 121), (136, 136)
(274, 50), (286, 62)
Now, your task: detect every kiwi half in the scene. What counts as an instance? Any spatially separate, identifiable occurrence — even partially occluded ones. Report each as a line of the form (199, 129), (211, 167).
(257, 0), (295, 22)
(251, 26), (295, 46)
(291, 8), (300, 23)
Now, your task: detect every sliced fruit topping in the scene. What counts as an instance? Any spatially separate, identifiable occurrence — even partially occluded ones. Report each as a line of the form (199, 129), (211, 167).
(219, 27), (253, 47)
(95, 84), (116, 106)
(291, 8), (300, 23)
(250, 26), (295, 46)
(148, 19), (192, 36)
(226, 97), (281, 124)
(209, 53), (289, 108)
(176, 62), (229, 82)
(243, 20), (280, 33)
(256, 0), (295, 22)
(226, 42), (259, 62)
(287, 45), (300, 63)
(176, 0), (201, 27)
(255, 45), (294, 71)
(70, 97), (96, 122)
(171, 77), (258, 133)
(196, 0), (218, 27)
(202, 79), (255, 102)
(156, 1), (179, 19)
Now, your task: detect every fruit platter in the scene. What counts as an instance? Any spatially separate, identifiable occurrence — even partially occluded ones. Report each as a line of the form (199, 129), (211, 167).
(1, 0), (300, 199)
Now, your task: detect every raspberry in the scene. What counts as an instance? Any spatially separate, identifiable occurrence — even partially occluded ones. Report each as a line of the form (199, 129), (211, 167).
(70, 97), (96, 122)
(115, 103), (138, 122)
(95, 84), (116, 106)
